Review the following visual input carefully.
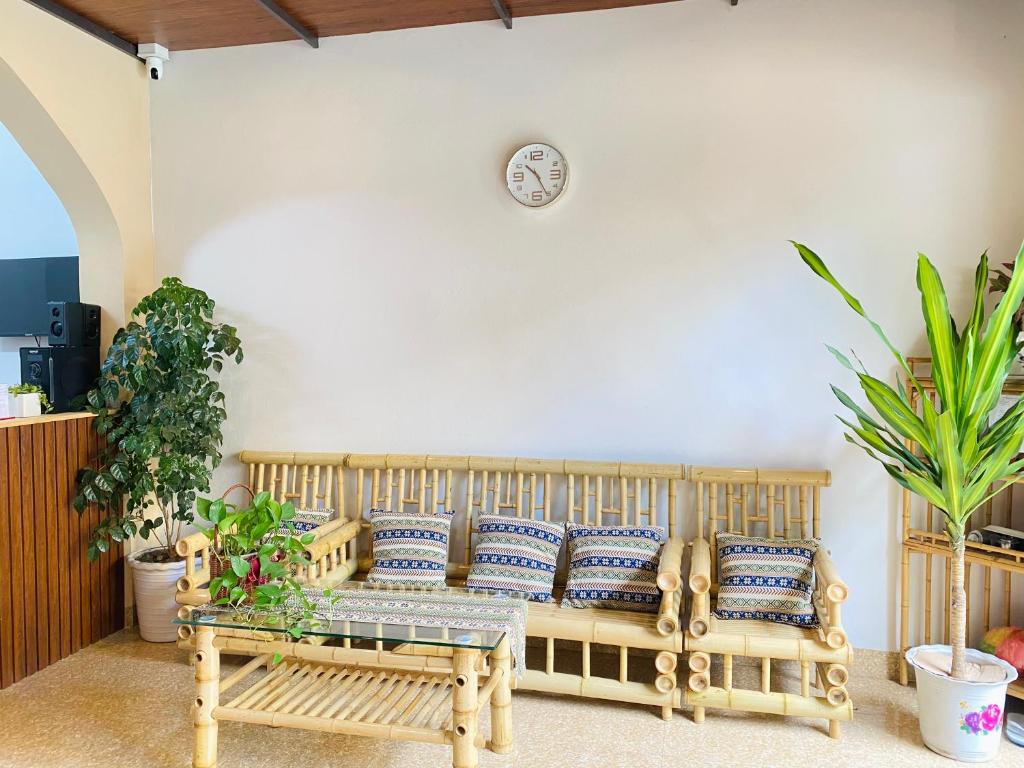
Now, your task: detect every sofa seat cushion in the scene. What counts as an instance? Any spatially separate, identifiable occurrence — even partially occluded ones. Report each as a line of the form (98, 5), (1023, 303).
(560, 524), (664, 613)
(466, 516), (564, 602)
(714, 533), (819, 627)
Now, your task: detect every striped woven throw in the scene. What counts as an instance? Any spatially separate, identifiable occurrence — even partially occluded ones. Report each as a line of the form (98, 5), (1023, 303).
(365, 509), (454, 588)
(714, 533), (819, 627)
(294, 586), (528, 677)
(466, 516), (564, 602)
(560, 523), (664, 613)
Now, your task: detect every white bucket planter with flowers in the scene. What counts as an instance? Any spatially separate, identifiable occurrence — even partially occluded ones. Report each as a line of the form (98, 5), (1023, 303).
(907, 645), (1018, 762)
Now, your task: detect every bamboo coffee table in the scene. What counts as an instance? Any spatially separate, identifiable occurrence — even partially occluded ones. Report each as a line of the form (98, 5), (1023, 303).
(176, 590), (514, 768)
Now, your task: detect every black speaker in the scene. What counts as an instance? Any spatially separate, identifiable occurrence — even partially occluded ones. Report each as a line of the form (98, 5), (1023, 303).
(47, 301), (100, 347)
(20, 346), (100, 413)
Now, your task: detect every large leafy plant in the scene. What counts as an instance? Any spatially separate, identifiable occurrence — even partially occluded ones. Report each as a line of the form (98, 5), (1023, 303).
(795, 241), (1024, 680)
(74, 277), (243, 562)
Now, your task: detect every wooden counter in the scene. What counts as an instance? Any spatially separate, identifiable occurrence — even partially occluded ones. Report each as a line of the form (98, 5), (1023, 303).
(0, 412), (124, 689)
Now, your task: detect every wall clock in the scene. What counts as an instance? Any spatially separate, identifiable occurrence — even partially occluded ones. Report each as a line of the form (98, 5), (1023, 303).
(505, 143), (568, 207)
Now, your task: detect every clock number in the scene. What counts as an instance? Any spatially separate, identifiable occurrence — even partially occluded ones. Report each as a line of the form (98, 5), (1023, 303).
(528, 150), (544, 161)
(512, 170), (525, 183)
(531, 191), (544, 202)
(550, 168), (562, 181)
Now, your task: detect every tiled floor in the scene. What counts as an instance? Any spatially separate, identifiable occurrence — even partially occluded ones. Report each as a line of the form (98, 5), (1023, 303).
(0, 631), (1021, 767)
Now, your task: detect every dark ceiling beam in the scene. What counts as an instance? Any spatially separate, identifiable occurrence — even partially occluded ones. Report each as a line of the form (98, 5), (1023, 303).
(490, 0), (513, 29)
(22, 0), (138, 58)
(252, 0), (319, 48)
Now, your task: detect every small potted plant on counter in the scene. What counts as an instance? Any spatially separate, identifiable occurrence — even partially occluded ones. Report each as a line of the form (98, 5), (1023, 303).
(75, 277), (242, 642)
(795, 241), (1023, 762)
(7, 383), (52, 418)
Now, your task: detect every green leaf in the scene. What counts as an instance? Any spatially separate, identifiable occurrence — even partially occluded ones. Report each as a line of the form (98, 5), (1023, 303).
(272, 652), (283, 666)
(230, 555), (249, 579)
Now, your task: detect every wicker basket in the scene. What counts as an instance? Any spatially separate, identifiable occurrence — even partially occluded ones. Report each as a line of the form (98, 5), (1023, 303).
(209, 552), (266, 601)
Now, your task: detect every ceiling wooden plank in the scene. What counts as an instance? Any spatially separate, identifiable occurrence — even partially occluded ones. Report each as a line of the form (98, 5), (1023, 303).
(22, 0), (138, 57)
(48, 0), (682, 51)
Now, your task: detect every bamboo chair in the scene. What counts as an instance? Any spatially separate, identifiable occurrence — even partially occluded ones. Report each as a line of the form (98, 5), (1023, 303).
(684, 467), (853, 738)
(177, 452), (687, 720)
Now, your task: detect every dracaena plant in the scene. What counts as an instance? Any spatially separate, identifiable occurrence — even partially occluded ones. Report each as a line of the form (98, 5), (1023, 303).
(74, 277), (243, 562)
(795, 241), (1024, 680)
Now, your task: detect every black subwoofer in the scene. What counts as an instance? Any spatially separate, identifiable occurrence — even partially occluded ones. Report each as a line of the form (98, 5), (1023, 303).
(20, 346), (100, 413)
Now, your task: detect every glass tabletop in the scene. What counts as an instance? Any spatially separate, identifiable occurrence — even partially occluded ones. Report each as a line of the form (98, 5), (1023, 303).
(174, 581), (520, 652)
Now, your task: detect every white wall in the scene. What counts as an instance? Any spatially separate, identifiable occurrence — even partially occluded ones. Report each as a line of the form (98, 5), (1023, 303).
(151, 0), (1024, 652)
(0, 120), (77, 386)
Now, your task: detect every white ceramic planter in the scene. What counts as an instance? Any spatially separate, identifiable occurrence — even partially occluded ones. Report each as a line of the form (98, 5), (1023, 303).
(907, 645), (1018, 762)
(7, 393), (41, 418)
(129, 549), (195, 643)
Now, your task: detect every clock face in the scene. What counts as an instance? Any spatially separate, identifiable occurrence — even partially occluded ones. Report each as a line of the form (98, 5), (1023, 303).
(505, 143), (568, 207)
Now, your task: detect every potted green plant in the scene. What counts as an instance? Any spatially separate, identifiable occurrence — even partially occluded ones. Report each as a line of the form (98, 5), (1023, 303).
(196, 487), (340, 655)
(74, 277), (242, 642)
(196, 486), (314, 606)
(795, 241), (1022, 761)
(7, 383), (52, 417)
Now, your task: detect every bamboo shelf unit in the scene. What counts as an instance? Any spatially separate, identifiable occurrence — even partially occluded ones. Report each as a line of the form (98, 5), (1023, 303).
(899, 358), (1024, 700)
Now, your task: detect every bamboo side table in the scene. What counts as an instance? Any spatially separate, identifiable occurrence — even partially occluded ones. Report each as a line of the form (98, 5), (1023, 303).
(183, 618), (514, 768)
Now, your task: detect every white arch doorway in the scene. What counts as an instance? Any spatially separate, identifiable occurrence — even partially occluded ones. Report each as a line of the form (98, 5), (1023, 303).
(0, 55), (125, 351)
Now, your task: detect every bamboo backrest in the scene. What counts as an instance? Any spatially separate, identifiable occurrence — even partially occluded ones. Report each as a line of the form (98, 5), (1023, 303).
(690, 466), (831, 587)
(239, 451), (687, 579)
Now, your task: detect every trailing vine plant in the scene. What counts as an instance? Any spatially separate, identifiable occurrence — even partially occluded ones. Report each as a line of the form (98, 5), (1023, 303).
(74, 277), (243, 562)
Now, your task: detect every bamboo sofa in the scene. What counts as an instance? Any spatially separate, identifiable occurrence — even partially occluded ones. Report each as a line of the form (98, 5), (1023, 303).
(685, 467), (853, 738)
(175, 453), (852, 732)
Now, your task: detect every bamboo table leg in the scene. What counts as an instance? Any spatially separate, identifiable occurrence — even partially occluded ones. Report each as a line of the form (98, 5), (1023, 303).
(193, 626), (220, 768)
(451, 646), (479, 768)
(489, 637), (512, 754)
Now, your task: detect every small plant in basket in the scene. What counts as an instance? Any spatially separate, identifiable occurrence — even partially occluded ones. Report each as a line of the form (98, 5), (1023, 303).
(196, 485), (315, 618)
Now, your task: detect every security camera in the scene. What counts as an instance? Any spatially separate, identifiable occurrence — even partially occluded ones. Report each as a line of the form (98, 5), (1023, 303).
(137, 43), (170, 81)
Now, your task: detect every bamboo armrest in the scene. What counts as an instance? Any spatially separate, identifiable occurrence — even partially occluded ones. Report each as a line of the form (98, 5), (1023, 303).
(687, 538), (712, 638)
(176, 529), (212, 558)
(304, 518), (361, 562)
(688, 537), (711, 594)
(813, 546), (849, 605)
(656, 537), (685, 593)
(813, 546), (849, 649)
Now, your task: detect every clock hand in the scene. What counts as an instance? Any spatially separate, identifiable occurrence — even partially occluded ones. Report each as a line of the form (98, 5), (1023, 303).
(525, 165), (550, 195)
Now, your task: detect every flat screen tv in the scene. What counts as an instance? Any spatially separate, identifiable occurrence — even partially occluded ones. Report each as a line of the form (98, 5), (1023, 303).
(0, 257), (79, 337)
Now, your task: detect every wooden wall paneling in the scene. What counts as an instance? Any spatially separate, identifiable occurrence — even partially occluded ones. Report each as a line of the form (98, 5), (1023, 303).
(55, 420), (71, 659)
(75, 419), (93, 648)
(0, 432), (12, 688)
(19, 426), (38, 677)
(0, 416), (122, 690)
(32, 423), (50, 670)
(43, 422), (60, 667)
(7, 430), (26, 683)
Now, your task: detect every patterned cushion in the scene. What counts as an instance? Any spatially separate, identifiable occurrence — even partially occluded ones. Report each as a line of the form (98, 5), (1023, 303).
(560, 523), (664, 613)
(466, 516), (565, 602)
(714, 533), (819, 627)
(284, 507), (336, 534)
(365, 509), (454, 587)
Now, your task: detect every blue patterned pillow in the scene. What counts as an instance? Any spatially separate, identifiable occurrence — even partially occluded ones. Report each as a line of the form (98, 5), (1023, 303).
(281, 507), (335, 534)
(365, 509), (454, 588)
(714, 533), (819, 627)
(466, 516), (565, 602)
(560, 524), (664, 613)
